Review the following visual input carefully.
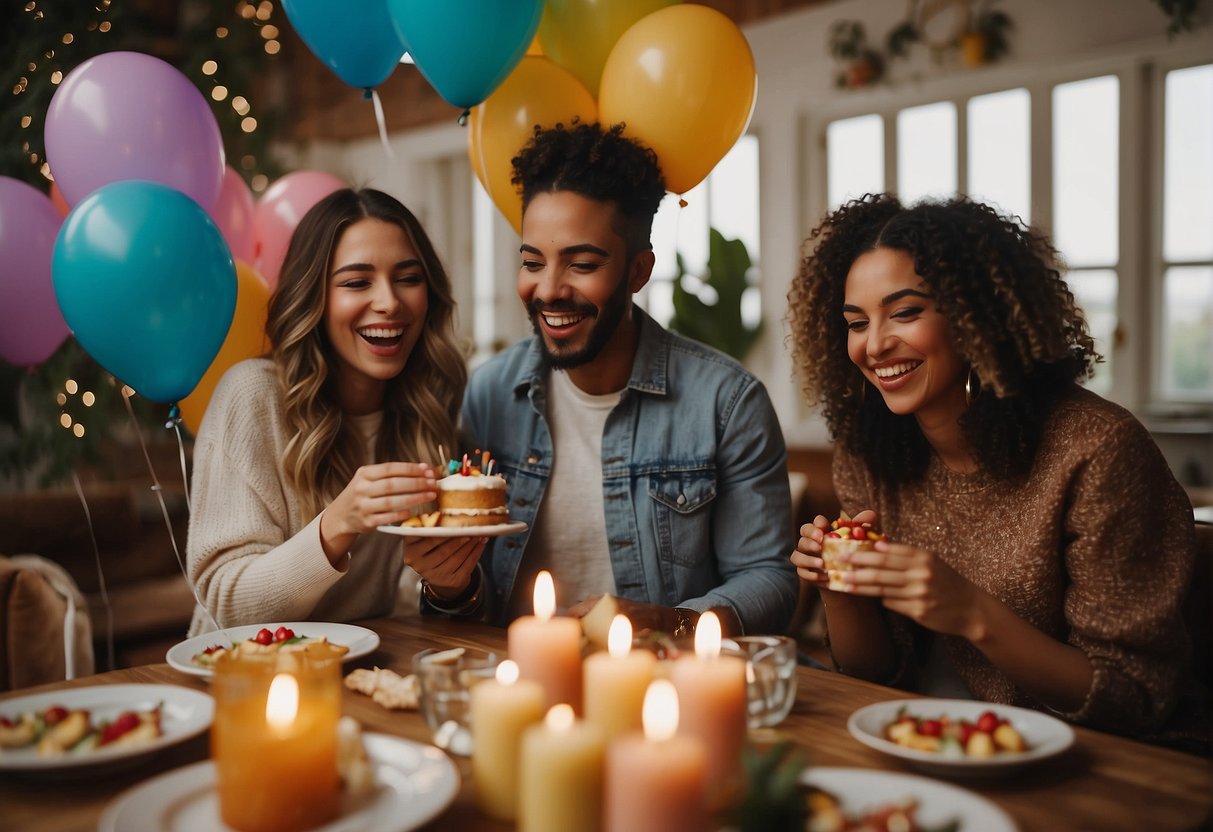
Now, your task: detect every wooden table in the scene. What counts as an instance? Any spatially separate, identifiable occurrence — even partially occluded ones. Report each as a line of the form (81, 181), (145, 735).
(2, 615), (1209, 831)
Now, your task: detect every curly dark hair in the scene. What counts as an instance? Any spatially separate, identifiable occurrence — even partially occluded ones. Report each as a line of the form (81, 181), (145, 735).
(510, 120), (666, 254)
(787, 193), (1100, 484)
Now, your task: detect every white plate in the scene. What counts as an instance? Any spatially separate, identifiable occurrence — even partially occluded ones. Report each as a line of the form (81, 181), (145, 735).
(166, 622), (381, 679)
(0, 684), (213, 773)
(848, 698), (1075, 777)
(98, 733), (460, 832)
(376, 520), (528, 538)
(803, 766), (1018, 831)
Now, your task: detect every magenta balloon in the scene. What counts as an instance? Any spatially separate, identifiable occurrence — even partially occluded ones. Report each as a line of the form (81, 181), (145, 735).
(211, 166), (257, 264)
(254, 171), (347, 290)
(0, 177), (69, 368)
(44, 51), (225, 210)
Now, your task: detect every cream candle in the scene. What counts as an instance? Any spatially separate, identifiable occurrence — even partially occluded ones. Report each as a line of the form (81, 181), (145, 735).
(508, 570), (584, 712)
(605, 680), (709, 832)
(519, 704), (606, 832)
(584, 614), (655, 741)
(471, 660), (545, 821)
(668, 611), (747, 806)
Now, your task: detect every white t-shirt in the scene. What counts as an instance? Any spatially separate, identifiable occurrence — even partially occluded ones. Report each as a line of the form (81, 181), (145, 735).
(510, 369), (620, 616)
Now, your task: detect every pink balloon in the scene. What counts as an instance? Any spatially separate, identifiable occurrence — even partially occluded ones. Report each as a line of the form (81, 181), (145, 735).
(0, 177), (69, 368)
(211, 166), (256, 264)
(44, 51), (225, 210)
(254, 171), (347, 290)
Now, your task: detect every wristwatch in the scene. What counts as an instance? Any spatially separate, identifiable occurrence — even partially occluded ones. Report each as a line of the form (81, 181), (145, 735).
(421, 564), (485, 617)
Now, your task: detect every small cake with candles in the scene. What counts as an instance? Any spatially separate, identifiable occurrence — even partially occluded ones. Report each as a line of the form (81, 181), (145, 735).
(436, 451), (510, 528)
(822, 513), (885, 591)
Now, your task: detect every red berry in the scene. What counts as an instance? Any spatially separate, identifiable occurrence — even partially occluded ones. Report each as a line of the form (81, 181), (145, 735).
(100, 711), (141, 745)
(918, 719), (943, 737)
(0, 716), (12, 728)
(254, 628), (274, 645)
(44, 706), (68, 725)
(274, 626), (295, 642)
(959, 722), (977, 745)
(976, 710), (999, 734)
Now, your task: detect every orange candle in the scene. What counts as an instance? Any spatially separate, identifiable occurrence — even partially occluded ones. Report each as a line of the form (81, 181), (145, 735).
(668, 611), (747, 806)
(584, 614), (655, 741)
(508, 571), (583, 712)
(212, 650), (342, 832)
(605, 680), (709, 832)
(471, 660), (546, 821)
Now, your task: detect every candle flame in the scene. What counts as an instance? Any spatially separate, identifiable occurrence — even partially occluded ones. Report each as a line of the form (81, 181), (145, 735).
(496, 659), (520, 686)
(534, 570), (555, 622)
(545, 703), (575, 733)
(607, 614), (632, 659)
(265, 673), (299, 728)
(642, 679), (679, 741)
(695, 610), (722, 659)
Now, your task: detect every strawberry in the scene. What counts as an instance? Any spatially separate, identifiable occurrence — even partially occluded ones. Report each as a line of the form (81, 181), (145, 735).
(976, 710), (999, 734)
(918, 719), (943, 737)
(43, 706), (68, 725)
(99, 711), (141, 745)
(273, 626), (295, 642)
(253, 628), (274, 645)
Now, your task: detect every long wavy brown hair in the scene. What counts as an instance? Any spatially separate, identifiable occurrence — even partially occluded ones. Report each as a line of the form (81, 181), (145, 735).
(788, 194), (1100, 484)
(266, 188), (466, 516)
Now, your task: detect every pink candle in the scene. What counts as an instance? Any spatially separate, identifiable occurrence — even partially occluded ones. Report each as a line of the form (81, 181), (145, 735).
(605, 680), (709, 832)
(584, 615), (656, 741)
(508, 571), (584, 712)
(668, 611), (746, 806)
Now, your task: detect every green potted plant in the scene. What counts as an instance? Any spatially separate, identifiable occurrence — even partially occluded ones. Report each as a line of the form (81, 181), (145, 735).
(669, 228), (762, 363)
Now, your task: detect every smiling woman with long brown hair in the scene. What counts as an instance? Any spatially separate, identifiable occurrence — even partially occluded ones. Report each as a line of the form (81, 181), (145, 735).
(788, 193), (1205, 749)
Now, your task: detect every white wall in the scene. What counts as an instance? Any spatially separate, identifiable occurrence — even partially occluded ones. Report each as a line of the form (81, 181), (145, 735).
(285, 0), (1212, 450)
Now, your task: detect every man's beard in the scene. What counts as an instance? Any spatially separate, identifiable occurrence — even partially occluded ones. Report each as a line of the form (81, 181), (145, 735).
(528, 273), (631, 371)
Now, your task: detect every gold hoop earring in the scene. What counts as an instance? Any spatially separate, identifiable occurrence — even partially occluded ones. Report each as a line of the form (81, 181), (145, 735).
(965, 369), (979, 407)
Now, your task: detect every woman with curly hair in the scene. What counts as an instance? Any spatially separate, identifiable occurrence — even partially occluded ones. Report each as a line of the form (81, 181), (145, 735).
(789, 194), (1204, 744)
(187, 188), (483, 634)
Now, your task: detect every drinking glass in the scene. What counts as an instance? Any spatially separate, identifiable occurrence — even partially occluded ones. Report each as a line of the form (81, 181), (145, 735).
(725, 635), (798, 728)
(412, 647), (500, 755)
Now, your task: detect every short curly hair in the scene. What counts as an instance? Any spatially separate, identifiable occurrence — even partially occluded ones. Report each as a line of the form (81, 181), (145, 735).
(510, 121), (666, 254)
(787, 193), (1100, 484)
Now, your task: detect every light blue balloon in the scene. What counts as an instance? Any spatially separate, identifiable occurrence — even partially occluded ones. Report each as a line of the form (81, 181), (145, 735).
(282, 0), (407, 91)
(387, 0), (543, 109)
(52, 180), (237, 403)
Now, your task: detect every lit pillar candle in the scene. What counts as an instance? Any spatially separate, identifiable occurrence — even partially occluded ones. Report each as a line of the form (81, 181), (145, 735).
(508, 570), (584, 712)
(212, 653), (342, 832)
(605, 680), (709, 832)
(668, 611), (747, 806)
(471, 659), (546, 821)
(584, 614), (656, 741)
(519, 704), (606, 832)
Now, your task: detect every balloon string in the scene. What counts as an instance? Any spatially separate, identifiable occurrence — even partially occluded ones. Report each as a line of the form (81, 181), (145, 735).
(120, 392), (225, 636)
(71, 470), (114, 673)
(371, 89), (396, 162)
(167, 413), (192, 512)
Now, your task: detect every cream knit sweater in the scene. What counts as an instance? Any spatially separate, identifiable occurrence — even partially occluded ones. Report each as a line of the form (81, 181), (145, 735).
(186, 359), (416, 636)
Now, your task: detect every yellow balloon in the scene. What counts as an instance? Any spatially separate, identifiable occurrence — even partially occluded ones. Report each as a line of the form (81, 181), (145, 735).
(468, 56), (597, 234)
(179, 261), (271, 435)
(598, 5), (756, 195)
(538, 0), (679, 97)
(526, 33), (543, 56)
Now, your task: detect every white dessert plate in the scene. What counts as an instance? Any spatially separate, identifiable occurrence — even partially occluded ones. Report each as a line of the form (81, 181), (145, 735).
(166, 622), (381, 679)
(0, 684), (213, 773)
(98, 733), (460, 832)
(848, 698), (1075, 777)
(376, 520), (528, 538)
(803, 766), (1018, 831)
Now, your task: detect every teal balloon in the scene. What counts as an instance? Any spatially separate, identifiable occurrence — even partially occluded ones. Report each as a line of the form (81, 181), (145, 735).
(52, 181), (237, 403)
(387, 0), (543, 109)
(282, 0), (407, 90)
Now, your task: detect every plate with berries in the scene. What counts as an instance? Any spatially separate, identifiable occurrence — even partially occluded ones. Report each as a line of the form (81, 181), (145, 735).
(848, 698), (1075, 777)
(166, 622), (380, 679)
(0, 684), (213, 773)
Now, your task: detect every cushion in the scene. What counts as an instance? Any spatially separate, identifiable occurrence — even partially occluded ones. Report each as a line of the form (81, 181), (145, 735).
(0, 554), (94, 691)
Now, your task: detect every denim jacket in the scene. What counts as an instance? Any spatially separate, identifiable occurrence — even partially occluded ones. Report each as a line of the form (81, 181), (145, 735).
(461, 309), (798, 635)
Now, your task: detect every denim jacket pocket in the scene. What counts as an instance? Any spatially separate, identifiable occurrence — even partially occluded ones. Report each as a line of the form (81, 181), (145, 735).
(647, 471), (716, 568)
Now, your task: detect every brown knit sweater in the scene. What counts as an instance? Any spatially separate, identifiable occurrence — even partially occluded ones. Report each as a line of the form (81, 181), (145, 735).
(830, 385), (1204, 741)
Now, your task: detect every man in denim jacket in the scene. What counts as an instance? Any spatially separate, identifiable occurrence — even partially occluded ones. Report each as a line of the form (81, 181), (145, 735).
(459, 122), (797, 636)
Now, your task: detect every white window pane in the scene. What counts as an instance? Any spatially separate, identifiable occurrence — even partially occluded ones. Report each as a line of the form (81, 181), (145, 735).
(968, 88), (1031, 223)
(1066, 268), (1118, 395)
(1164, 65), (1213, 262)
(651, 187), (707, 283)
(472, 182), (495, 358)
(897, 101), (957, 204)
(827, 114), (883, 209)
(1162, 266), (1213, 398)
(1053, 76), (1119, 267)
(709, 135), (760, 260)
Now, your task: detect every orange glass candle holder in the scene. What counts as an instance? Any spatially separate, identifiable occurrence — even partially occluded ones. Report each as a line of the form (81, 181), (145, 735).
(211, 646), (343, 832)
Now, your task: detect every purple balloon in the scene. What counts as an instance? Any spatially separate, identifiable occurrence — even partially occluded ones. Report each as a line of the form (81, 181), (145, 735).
(45, 51), (224, 211)
(0, 177), (69, 368)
